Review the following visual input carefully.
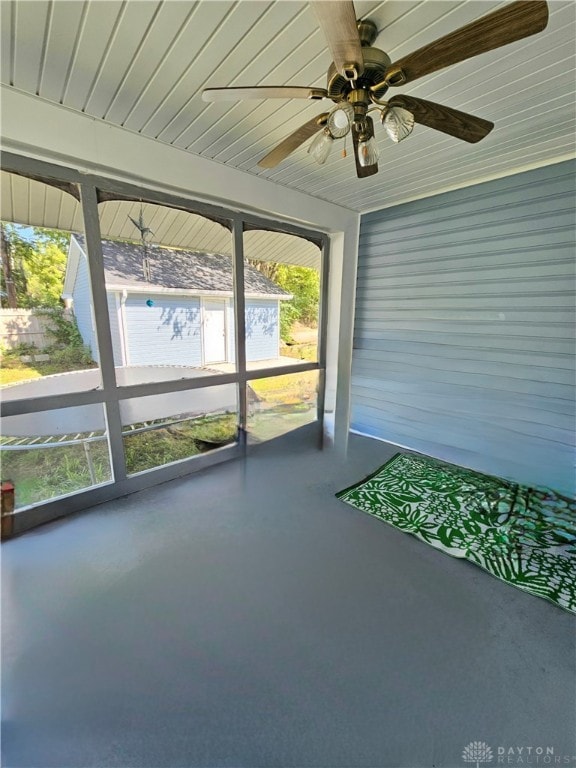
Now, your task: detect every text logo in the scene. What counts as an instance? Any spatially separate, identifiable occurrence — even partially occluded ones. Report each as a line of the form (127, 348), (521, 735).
(463, 742), (494, 768)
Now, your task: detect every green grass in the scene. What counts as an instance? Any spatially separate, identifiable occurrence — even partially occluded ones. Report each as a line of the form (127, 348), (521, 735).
(282, 342), (317, 362)
(1, 414), (238, 508)
(1, 439), (113, 508)
(1, 334), (318, 507)
(0, 354), (43, 386)
(0, 350), (96, 387)
(0, 365), (42, 386)
(123, 413), (237, 475)
(1, 400), (317, 507)
(247, 370), (318, 442)
(249, 370), (318, 405)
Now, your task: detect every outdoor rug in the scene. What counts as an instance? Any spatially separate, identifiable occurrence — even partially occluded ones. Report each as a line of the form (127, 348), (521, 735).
(336, 453), (576, 614)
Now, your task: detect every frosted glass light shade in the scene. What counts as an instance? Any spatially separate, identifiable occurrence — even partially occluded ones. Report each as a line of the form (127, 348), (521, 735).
(308, 129), (333, 164)
(327, 102), (353, 138)
(357, 136), (379, 166)
(383, 106), (414, 143)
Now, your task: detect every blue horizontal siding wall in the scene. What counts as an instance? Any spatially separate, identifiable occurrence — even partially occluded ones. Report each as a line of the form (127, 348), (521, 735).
(245, 299), (279, 361)
(124, 295), (202, 366)
(352, 160), (575, 495)
(227, 299), (279, 362)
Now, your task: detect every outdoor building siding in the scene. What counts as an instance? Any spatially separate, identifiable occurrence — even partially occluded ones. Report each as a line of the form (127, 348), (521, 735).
(225, 299), (280, 362)
(67, 237), (286, 366)
(245, 299), (280, 361)
(71, 250), (98, 362)
(351, 160), (576, 495)
(122, 295), (279, 365)
(124, 295), (202, 366)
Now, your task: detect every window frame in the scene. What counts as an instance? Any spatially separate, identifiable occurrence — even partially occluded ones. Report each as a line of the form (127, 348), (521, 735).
(0, 152), (330, 534)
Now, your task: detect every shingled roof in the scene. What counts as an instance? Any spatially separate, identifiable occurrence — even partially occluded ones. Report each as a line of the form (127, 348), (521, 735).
(73, 236), (290, 298)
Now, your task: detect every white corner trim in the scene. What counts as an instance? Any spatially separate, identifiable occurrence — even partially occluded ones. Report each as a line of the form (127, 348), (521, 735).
(62, 237), (81, 296)
(118, 290), (130, 366)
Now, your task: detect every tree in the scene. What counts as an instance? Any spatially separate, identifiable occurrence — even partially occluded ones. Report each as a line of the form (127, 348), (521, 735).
(247, 259), (320, 342)
(275, 264), (319, 326)
(1, 224), (18, 307)
(0, 224), (70, 308)
(246, 259), (281, 283)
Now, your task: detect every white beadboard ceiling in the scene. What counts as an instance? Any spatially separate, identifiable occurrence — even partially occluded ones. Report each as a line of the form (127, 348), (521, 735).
(0, 172), (322, 267)
(1, 0), (575, 217)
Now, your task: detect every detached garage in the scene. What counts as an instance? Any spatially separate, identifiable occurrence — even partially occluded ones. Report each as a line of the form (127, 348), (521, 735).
(63, 235), (291, 366)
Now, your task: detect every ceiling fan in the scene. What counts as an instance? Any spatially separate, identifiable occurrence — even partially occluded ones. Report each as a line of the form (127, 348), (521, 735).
(202, 0), (549, 178)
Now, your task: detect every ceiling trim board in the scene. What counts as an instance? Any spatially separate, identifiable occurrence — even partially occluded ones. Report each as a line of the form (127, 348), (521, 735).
(1, 86), (358, 230)
(359, 153), (576, 215)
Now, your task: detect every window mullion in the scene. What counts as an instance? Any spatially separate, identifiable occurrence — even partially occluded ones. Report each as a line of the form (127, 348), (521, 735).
(79, 183), (127, 482)
(231, 215), (247, 444)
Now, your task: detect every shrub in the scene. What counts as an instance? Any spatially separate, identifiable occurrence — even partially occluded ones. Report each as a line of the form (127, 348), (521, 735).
(279, 303), (298, 343)
(48, 345), (94, 370)
(38, 308), (85, 349)
(36, 308), (95, 369)
(9, 341), (38, 357)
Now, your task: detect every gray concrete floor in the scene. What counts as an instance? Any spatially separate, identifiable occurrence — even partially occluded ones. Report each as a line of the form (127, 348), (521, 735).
(2, 430), (575, 768)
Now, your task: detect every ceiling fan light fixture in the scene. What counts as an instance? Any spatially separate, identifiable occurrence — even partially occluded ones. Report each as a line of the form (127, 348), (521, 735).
(383, 106), (415, 143)
(308, 128), (334, 164)
(327, 102), (354, 138)
(356, 115), (379, 168)
(357, 135), (379, 167)
(205, 0), (551, 177)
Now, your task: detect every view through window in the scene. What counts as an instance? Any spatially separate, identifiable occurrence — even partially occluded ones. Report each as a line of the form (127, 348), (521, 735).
(1, 172), (111, 509)
(0, 174), (102, 395)
(243, 227), (322, 443)
(97, 197), (239, 474)
(0, 163), (326, 520)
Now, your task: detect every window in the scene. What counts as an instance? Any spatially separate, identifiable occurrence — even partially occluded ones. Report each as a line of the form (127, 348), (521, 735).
(120, 384), (238, 475)
(248, 370), (319, 443)
(1, 403), (112, 509)
(0, 172), (102, 397)
(243, 227), (321, 366)
(96, 197), (236, 383)
(0, 157), (328, 532)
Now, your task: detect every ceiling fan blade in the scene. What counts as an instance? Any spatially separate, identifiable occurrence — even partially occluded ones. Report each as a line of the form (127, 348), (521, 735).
(202, 86), (328, 102)
(258, 113), (329, 169)
(388, 95), (494, 144)
(352, 127), (378, 178)
(310, 1), (364, 80)
(385, 0), (549, 86)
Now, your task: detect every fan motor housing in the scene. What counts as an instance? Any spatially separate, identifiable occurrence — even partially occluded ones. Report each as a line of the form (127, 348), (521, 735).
(327, 47), (391, 103)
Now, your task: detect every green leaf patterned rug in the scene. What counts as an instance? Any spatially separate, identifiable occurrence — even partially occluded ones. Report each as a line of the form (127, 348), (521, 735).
(337, 453), (576, 614)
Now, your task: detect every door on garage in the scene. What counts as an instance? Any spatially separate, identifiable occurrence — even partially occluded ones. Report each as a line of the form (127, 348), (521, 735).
(203, 299), (227, 364)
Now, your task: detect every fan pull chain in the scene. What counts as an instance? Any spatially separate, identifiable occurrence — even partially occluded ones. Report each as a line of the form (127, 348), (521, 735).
(342, 134), (347, 159)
